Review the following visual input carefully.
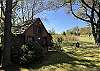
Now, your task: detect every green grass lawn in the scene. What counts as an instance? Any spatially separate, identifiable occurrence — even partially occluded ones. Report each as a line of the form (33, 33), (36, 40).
(20, 35), (100, 71)
(61, 35), (95, 47)
(21, 46), (100, 71)
(79, 35), (95, 44)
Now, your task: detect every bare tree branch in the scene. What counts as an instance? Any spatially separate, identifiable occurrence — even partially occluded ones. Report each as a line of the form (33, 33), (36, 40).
(70, 2), (91, 23)
(81, 0), (99, 16)
(0, 1), (5, 16)
(0, 17), (5, 21)
(82, 5), (91, 19)
(12, 1), (18, 9)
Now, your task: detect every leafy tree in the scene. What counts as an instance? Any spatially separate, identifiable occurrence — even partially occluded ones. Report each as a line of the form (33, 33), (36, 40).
(73, 26), (80, 36)
(66, 26), (80, 35)
(62, 31), (66, 35)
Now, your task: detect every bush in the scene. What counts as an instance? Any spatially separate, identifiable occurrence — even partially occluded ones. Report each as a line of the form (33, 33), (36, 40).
(51, 42), (63, 52)
(11, 41), (44, 67)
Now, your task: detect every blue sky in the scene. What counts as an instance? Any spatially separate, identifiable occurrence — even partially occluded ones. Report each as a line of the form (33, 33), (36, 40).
(37, 7), (87, 33)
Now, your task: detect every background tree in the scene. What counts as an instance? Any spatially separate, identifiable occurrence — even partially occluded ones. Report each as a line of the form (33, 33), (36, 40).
(64, 0), (100, 44)
(12, 0), (67, 27)
(3, 0), (13, 70)
(0, 0), (68, 70)
(48, 28), (56, 35)
(62, 31), (66, 35)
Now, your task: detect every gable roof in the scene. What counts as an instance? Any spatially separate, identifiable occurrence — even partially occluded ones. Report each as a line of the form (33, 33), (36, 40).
(12, 18), (48, 34)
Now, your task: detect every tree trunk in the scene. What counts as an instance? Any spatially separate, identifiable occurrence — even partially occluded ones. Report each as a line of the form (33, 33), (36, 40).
(91, 22), (100, 44)
(96, 19), (100, 44)
(91, 24), (97, 43)
(95, 5), (100, 45)
(2, 0), (13, 70)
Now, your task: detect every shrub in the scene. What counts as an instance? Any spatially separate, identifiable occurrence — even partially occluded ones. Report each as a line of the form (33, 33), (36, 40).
(11, 41), (44, 67)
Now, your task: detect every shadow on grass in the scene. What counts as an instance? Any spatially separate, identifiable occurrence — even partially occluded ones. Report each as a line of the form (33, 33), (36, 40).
(28, 51), (100, 70)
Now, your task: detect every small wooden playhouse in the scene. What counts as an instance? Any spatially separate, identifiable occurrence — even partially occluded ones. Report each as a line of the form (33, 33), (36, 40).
(13, 18), (52, 52)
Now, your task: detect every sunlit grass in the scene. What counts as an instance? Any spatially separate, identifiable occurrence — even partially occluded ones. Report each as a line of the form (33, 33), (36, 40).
(21, 68), (29, 71)
(21, 35), (100, 71)
(79, 35), (95, 44)
(21, 45), (100, 71)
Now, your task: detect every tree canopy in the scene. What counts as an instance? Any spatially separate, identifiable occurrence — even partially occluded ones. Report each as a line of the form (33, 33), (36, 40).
(64, 0), (100, 43)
